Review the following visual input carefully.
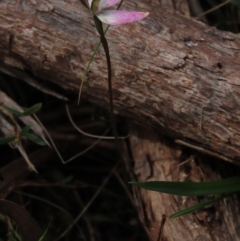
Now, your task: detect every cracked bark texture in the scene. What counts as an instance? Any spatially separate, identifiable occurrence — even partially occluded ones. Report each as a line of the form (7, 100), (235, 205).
(125, 123), (240, 241)
(1, 0), (240, 163)
(1, 0), (240, 241)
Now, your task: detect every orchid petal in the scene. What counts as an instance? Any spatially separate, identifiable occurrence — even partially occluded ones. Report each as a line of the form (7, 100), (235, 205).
(96, 10), (149, 25)
(98, 0), (121, 11)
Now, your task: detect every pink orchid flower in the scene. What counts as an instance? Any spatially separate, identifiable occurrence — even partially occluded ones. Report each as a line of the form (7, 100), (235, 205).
(87, 0), (149, 25)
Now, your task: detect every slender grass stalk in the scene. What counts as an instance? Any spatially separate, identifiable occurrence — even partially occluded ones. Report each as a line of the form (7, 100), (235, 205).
(78, 0), (124, 105)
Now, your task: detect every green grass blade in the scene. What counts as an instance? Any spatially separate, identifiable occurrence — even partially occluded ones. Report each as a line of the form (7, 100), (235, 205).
(0, 110), (16, 126)
(2, 103), (42, 117)
(22, 133), (46, 146)
(0, 136), (15, 145)
(21, 103), (42, 116)
(129, 176), (240, 196)
(20, 126), (31, 135)
(2, 105), (22, 116)
(38, 223), (50, 241)
(170, 195), (226, 218)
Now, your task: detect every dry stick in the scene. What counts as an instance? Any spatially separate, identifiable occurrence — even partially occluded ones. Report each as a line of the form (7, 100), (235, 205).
(14, 191), (84, 238)
(34, 112), (109, 164)
(195, 0), (230, 18)
(114, 171), (136, 207)
(175, 139), (238, 165)
(65, 104), (128, 140)
(63, 135), (105, 164)
(157, 214), (166, 241)
(73, 190), (96, 241)
(14, 191), (72, 219)
(55, 161), (120, 241)
(17, 143), (38, 172)
(36, 103), (126, 165)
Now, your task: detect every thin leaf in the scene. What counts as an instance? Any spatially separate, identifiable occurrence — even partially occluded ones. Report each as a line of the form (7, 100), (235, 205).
(170, 195), (226, 219)
(0, 110), (15, 126)
(23, 133), (47, 146)
(129, 176), (240, 196)
(21, 103), (42, 116)
(0, 200), (42, 241)
(2, 103), (42, 117)
(0, 136), (15, 145)
(2, 105), (23, 117)
(38, 223), (50, 241)
(94, 15), (105, 36)
(20, 126), (31, 135)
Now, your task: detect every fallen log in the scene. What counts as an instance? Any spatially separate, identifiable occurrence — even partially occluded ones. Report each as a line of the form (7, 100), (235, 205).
(1, 0), (240, 162)
(1, 1), (240, 241)
(125, 123), (240, 241)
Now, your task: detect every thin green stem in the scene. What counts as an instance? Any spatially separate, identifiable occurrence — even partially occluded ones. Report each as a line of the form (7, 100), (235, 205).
(94, 16), (118, 142)
(78, 0), (124, 104)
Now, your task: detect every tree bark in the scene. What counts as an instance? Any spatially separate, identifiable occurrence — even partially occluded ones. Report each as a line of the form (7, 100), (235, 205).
(125, 123), (240, 241)
(1, 0), (240, 163)
(2, 1), (240, 241)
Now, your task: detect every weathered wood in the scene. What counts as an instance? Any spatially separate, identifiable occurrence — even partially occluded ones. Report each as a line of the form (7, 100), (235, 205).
(1, 0), (240, 163)
(1, 1), (240, 241)
(125, 123), (240, 241)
